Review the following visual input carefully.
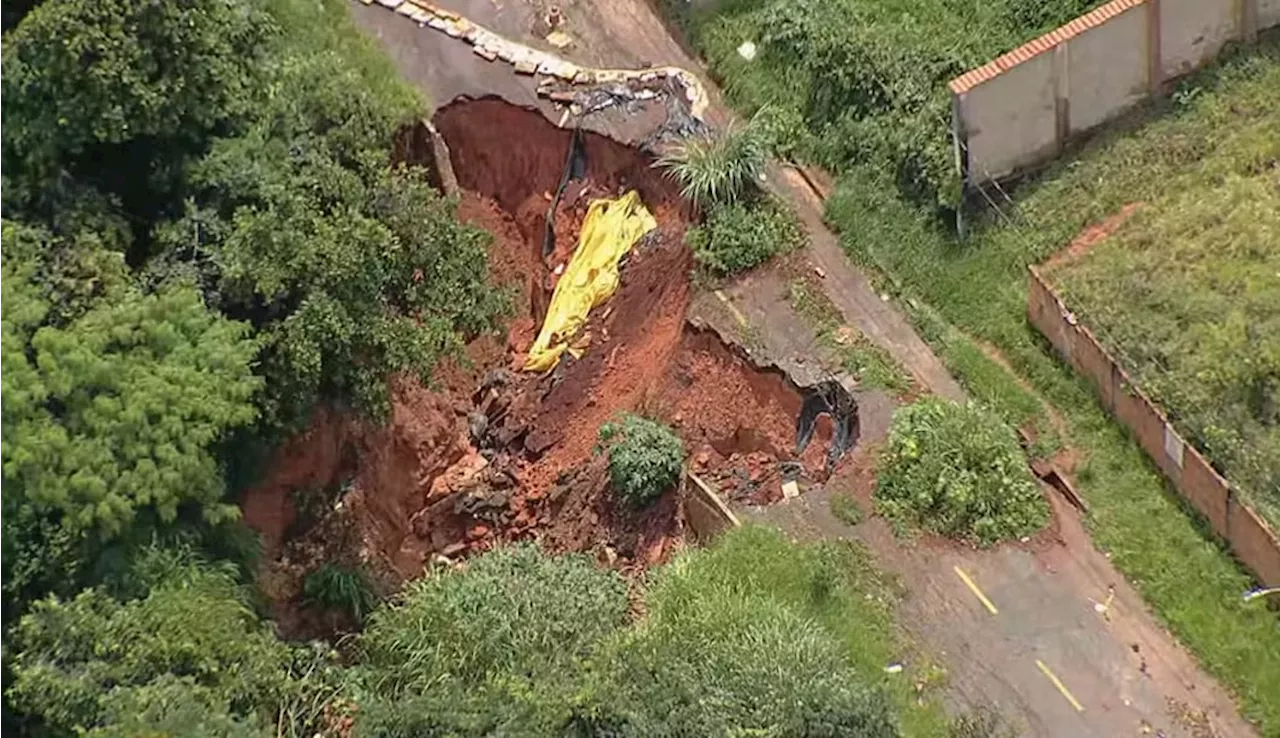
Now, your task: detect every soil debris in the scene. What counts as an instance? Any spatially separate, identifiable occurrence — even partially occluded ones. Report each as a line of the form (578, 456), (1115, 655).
(240, 99), (851, 636)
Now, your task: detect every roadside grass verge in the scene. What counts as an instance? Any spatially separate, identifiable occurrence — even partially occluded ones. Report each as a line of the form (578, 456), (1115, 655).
(654, 526), (951, 737)
(825, 38), (1280, 731)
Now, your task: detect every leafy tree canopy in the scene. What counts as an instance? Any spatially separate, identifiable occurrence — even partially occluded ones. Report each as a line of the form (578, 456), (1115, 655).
(1, 0), (270, 188)
(6, 549), (293, 736)
(151, 3), (507, 423)
(1, 223), (262, 538)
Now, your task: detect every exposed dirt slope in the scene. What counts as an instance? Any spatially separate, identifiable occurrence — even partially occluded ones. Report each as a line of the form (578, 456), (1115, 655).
(241, 100), (841, 636)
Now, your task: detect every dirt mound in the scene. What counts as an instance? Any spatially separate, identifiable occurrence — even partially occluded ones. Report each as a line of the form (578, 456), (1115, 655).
(240, 99), (848, 636)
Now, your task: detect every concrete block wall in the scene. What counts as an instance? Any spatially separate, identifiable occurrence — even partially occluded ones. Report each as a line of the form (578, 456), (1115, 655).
(952, 0), (1277, 184)
(1026, 267), (1280, 587)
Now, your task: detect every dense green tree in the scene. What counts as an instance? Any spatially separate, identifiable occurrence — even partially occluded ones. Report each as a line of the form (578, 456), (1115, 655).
(1, 224), (262, 538)
(85, 675), (271, 738)
(1, 0), (270, 191)
(6, 550), (293, 736)
(161, 40), (506, 422)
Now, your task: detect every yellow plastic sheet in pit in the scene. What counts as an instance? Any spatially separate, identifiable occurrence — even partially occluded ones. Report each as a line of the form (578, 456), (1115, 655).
(523, 191), (657, 372)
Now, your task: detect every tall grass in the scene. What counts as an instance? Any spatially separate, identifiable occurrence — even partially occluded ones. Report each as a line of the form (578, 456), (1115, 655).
(350, 530), (954, 737)
(625, 526), (951, 737)
(656, 119), (767, 207)
(677, 0), (1101, 206)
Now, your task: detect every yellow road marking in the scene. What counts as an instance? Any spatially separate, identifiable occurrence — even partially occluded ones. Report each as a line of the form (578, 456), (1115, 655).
(1036, 659), (1085, 713)
(953, 565), (998, 615)
(714, 289), (749, 327)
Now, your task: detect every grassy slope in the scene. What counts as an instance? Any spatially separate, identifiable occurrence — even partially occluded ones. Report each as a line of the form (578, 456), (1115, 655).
(823, 39), (1280, 732)
(1052, 171), (1280, 526)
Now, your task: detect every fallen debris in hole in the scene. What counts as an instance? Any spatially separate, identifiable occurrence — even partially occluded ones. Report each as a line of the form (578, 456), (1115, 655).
(242, 99), (854, 636)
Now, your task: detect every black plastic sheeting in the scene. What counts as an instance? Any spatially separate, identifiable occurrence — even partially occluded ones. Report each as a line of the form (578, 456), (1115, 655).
(795, 379), (859, 471)
(542, 126), (587, 258)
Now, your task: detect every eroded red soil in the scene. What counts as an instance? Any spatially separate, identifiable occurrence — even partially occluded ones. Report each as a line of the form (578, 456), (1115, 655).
(241, 100), (839, 635)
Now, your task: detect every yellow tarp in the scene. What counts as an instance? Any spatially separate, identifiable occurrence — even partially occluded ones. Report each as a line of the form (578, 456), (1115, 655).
(523, 191), (657, 372)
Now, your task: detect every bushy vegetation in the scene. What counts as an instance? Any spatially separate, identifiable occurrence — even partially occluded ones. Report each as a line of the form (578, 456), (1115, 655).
(353, 528), (945, 737)
(1054, 173), (1280, 527)
(672, 0), (1099, 208)
(352, 544), (630, 735)
(657, 118), (767, 207)
(686, 197), (806, 275)
(8, 529), (950, 737)
(661, 116), (805, 276)
(598, 413), (686, 507)
(303, 564), (379, 623)
(6, 548), (331, 737)
(876, 398), (1048, 546)
(825, 39), (1280, 728)
(2, 0), (505, 429)
(598, 528), (902, 736)
(0, 0), (503, 732)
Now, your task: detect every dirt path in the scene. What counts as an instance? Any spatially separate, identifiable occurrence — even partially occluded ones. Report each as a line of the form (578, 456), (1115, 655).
(348, 2), (1255, 735)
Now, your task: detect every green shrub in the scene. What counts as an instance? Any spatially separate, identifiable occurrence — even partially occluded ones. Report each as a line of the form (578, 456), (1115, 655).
(656, 119), (766, 207)
(353, 544), (628, 736)
(598, 414), (685, 507)
(829, 493), (865, 526)
(876, 398), (1048, 546)
(686, 198), (806, 276)
(7, 549), (297, 736)
(303, 563), (378, 623)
